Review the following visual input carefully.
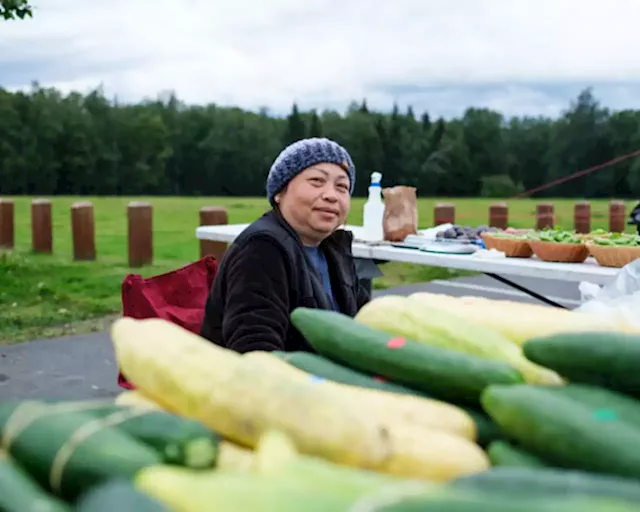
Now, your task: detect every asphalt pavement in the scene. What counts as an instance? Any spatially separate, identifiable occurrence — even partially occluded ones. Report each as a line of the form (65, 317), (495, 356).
(0, 275), (585, 401)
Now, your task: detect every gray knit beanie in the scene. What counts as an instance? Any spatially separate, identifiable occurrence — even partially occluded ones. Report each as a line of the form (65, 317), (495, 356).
(266, 137), (356, 206)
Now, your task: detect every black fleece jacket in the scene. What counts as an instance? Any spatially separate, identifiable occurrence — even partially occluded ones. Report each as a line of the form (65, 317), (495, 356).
(200, 209), (371, 353)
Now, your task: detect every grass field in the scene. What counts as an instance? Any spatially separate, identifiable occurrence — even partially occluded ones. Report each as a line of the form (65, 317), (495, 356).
(0, 196), (635, 344)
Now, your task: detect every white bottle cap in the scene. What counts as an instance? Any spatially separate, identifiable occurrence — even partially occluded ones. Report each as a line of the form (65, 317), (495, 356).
(370, 172), (382, 186)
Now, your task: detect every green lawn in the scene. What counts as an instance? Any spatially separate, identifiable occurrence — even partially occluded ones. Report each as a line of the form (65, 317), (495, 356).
(0, 196), (635, 344)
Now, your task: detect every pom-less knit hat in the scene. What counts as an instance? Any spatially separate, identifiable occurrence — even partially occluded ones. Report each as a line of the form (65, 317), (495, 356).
(266, 137), (356, 206)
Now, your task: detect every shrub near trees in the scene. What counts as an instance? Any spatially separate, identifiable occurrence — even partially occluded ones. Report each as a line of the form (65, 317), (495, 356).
(1, 82), (639, 200)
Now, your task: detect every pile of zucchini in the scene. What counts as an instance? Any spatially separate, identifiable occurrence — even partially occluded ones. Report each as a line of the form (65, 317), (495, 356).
(0, 398), (222, 510)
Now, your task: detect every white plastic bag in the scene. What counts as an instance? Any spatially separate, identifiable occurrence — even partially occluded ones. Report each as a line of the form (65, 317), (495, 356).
(578, 281), (602, 303)
(576, 259), (640, 330)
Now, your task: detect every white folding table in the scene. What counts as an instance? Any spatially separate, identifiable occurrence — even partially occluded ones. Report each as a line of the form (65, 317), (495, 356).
(196, 224), (620, 308)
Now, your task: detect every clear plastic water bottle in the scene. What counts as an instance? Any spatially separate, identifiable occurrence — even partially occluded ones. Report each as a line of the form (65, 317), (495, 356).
(363, 171), (385, 241)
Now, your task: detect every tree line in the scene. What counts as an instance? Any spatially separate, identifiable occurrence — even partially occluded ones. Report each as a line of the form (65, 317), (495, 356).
(1, 0), (32, 20)
(1, 83), (640, 199)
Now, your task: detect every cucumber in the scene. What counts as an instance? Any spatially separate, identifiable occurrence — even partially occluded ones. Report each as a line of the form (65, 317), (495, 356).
(456, 406), (503, 448)
(76, 479), (171, 511)
(83, 405), (222, 469)
(290, 308), (524, 404)
(451, 466), (640, 506)
(3, 399), (221, 469)
(272, 351), (435, 398)
(487, 440), (548, 468)
(0, 401), (161, 500)
(0, 450), (71, 512)
(523, 332), (640, 397)
(548, 384), (640, 428)
(481, 384), (640, 479)
(354, 490), (623, 512)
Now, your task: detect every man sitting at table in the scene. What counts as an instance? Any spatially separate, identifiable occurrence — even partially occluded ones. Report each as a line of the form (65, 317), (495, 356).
(199, 137), (371, 353)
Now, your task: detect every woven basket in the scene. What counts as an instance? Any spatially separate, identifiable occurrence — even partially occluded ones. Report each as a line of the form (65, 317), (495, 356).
(529, 240), (589, 263)
(587, 243), (640, 268)
(481, 233), (532, 258)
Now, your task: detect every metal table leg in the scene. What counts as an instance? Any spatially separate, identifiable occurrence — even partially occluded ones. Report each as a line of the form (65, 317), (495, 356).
(485, 273), (568, 309)
(354, 258), (385, 297)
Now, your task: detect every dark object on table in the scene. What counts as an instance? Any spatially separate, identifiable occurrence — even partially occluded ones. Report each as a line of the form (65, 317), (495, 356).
(628, 202), (640, 235)
(439, 224), (499, 241)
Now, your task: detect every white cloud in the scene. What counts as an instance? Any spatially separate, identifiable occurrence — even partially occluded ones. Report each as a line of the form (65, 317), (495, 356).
(2, 0), (640, 118)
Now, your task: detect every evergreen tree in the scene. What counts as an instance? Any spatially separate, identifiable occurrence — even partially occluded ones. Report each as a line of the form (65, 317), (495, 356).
(308, 110), (323, 138)
(1, 0), (32, 19)
(283, 103), (306, 146)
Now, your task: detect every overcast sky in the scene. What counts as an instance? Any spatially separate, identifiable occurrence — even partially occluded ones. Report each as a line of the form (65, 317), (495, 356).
(2, 0), (640, 119)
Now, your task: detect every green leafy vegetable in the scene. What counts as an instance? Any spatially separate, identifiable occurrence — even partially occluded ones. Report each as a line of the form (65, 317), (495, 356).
(591, 233), (640, 247)
(527, 228), (583, 244)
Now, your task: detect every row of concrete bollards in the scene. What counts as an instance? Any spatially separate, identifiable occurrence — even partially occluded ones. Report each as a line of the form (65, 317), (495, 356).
(0, 198), (631, 267)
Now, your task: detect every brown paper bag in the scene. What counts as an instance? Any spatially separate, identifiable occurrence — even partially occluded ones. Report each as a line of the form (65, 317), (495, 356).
(382, 186), (418, 241)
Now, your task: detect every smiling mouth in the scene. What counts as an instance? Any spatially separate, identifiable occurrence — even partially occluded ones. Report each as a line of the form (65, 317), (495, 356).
(315, 208), (339, 216)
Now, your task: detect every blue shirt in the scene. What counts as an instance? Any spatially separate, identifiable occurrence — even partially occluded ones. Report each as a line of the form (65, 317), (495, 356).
(303, 246), (339, 311)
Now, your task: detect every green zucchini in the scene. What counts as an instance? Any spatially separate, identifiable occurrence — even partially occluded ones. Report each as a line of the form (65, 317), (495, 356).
(451, 466), (640, 506)
(487, 440), (549, 468)
(372, 496), (638, 511)
(80, 404), (221, 469)
(0, 450), (70, 512)
(523, 332), (640, 398)
(549, 384), (640, 427)
(290, 308), (524, 404)
(456, 406), (503, 448)
(481, 384), (640, 479)
(75, 479), (171, 512)
(3, 399), (222, 469)
(0, 400), (161, 501)
(353, 490), (627, 512)
(272, 350), (434, 397)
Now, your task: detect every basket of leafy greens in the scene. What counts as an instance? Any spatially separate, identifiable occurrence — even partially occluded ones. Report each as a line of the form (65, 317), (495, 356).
(527, 228), (589, 263)
(587, 232), (640, 267)
(481, 229), (533, 258)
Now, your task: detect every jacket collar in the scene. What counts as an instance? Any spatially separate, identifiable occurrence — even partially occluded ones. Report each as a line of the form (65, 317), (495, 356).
(266, 208), (354, 256)
(266, 208), (356, 290)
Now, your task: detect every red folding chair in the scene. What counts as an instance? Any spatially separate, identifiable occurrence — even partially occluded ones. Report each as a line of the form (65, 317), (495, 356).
(118, 256), (219, 389)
